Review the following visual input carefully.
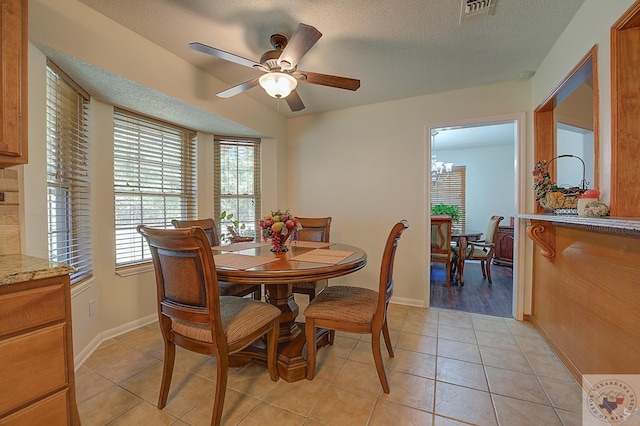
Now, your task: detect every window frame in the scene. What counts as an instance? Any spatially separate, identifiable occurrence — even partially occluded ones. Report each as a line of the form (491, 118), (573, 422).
(113, 108), (197, 267)
(45, 60), (93, 284)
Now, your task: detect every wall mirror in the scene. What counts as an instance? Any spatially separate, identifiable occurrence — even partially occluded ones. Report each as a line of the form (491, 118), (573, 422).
(534, 46), (598, 210)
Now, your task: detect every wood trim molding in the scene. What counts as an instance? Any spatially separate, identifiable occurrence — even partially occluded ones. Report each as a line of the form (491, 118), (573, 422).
(526, 219), (556, 261)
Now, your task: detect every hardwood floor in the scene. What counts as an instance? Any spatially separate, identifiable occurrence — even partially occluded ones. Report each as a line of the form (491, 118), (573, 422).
(430, 260), (513, 318)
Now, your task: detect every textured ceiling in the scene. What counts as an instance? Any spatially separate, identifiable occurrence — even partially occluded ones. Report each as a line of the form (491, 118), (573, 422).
(71, 0), (584, 119)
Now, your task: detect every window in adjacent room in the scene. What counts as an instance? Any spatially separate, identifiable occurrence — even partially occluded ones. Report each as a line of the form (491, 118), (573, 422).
(113, 109), (196, 266)
(214, 137), (261, 241)
(431, 166), (466, 233)
(46, 61), (92, 284)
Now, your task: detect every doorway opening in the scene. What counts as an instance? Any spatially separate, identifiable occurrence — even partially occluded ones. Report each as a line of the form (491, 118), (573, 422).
(427, 118), (519, 318)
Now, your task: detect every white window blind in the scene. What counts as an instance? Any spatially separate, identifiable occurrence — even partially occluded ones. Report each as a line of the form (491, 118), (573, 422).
(431, 166), (466, 233)
(214, 137), (261, 240)
(114, 109), (196, 266)
(46, 61), (92, 284)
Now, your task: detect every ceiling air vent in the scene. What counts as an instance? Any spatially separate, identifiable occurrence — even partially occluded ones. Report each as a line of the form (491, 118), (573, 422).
(460, 0), (496, 23)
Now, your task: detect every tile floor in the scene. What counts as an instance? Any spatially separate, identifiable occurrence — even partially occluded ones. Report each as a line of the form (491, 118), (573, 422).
(75, 301), (585, 425)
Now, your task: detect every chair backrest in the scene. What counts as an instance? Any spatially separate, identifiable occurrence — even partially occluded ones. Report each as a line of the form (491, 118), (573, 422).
(485, 215), (504, 245)
(297, 217), (332, 242)
(171, 218), (220, 246)
(430, 215), (452, 254)
(376, 220), (409, 321)
(137, 225), (226, 349)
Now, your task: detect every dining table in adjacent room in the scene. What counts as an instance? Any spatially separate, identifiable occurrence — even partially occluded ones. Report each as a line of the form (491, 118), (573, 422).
(211, 239), (367, 382)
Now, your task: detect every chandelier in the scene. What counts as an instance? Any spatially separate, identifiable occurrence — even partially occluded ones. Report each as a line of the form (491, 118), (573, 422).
(431, 131), (453, 184)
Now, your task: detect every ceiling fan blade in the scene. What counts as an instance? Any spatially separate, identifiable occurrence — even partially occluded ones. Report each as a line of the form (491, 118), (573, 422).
(216, 77), (260, 98)
(286, 89), (305, 112)
(278, 24), (322, 70)
(297, 71), (360, 91)
(189, 42), (262, 69)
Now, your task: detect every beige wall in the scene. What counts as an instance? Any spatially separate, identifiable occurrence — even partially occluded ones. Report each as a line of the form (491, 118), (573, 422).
(287, 82), (531, 308)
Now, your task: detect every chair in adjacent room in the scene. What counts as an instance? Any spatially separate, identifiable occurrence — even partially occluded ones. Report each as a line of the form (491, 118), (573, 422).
(137, 225), (280, 426)
(171, 218), (261, 300)
(430, 215), (453, 287)
(291, 216), (332, 301)
(304, 220), (409, 393)
(453, 215), (504, 285)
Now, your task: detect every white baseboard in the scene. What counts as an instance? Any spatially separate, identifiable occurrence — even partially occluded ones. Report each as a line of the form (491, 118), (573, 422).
(74, 314), (157, 370)
(390, 297), (425, 308)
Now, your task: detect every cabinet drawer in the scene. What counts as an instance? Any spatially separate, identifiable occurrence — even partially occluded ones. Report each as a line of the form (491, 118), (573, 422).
(0, 324), (67, 416)
(0, 284), (65, 337)
(0, 390), (68, 425)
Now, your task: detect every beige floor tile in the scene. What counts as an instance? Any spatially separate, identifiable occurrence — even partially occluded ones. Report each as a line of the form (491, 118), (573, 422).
(75, 368), (116, 404)
(318, 335), (357, 359)
(438, 324), (477, 344)
(479, 345), (533, 374)
(309, 350), (347, 381)
(347, 339), (392, 366)
(471, 316), (510, 334)
(433, 415), (469, 425)
(369, 399), (433, 426)
(309, 385), (376, 426)
(379, 371), (435, 412)
(402, 318), (439, 337)
(115, 324), (165, 355)
(226, 361), (279, 399)
(436, 338), (482, 364)
(505, 320), (541, 337)
(359, 327), (400, 347)
(475, 330), (520, 351)
(386, 314), (406, 331)
(388, 348), (436, 379)
(437, 311), (473, 328)
(190, 356), (220, 382)
(180, 388), (260, 426)
(396, 332), (437, 355)
(387, 302), (411, 318)
(263, 376), (330, 417)
(538, 376), (584, 413)
(525, 353), (575, 381)
(332, 359), (384, 396)
(118, 360), (167, 401)
(173, 347), (214, 372)
(434, 382), (497, 425)
(78, 385), (142, 425)
(92, 346), (160, 384)
(515, 335), (558, 359)
(484, 366), (550, 405)
(151, 371), (216, 418)
(107, 400), (178, 425)
(436, 357), (488, 391)
(406, 307), (439, 324)
(302, 420), (324, 426)
(555, 408), (584, 426)
(238, 402), (306, 425)
(83, 340), (138, 371)
(492, 394), (562, 426)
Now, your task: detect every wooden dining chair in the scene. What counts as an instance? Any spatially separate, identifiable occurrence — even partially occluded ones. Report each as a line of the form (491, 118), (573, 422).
(304, 220), (409, 393)
(172, 218), (261, 300)
(452, 215), (503, 285)
(430, 215), (453, 287)
(137, 225), (280, 426)
(291, 217), (332, 301)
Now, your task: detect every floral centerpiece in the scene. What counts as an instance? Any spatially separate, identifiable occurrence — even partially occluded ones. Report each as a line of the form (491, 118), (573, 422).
(532, 160), (554, 204)
(259, 209), (301, 252)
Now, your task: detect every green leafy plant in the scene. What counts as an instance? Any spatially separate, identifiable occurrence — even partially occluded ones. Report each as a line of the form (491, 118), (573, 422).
(431, 203), (461, 223)
(218, 211), (246, 243)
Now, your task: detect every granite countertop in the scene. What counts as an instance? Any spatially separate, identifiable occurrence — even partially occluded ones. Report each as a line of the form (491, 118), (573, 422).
(0, 255), (76, 285)
(519, 214), (640, 238)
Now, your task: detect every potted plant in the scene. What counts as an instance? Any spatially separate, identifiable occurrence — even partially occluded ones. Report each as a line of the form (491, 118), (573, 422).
(218, 211), (252, 243)
(431, 203), (461, 223)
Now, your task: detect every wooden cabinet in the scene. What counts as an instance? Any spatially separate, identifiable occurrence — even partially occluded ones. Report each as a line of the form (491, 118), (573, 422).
(0, 0), (28, 168)
(493, 226), (514, 266)
(0, 275), (79, 425)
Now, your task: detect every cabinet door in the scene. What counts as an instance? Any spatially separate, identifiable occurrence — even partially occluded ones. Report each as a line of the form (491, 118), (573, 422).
(0, 0), (28, 167)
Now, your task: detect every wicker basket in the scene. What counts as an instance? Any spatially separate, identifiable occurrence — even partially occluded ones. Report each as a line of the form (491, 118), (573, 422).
(538, 155), (588, 214)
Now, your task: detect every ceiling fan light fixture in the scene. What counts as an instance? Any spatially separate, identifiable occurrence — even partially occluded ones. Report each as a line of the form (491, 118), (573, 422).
(259, 72), (297, 98)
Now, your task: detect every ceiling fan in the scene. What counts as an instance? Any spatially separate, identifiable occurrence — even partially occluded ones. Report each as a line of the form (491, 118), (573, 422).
(189, 23), (360, 112)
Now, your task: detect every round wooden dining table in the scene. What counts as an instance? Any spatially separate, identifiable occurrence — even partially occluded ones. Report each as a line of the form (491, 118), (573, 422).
(212, 241), (367, 382)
